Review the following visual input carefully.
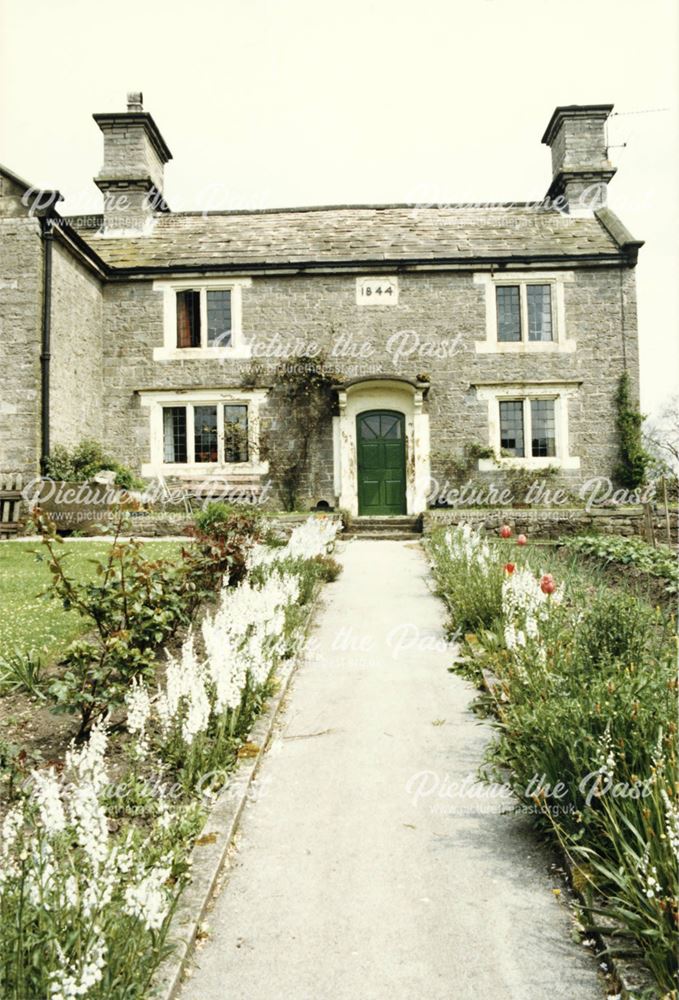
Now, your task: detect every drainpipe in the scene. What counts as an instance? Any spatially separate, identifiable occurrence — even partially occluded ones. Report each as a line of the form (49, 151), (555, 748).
(39, 218), (54, 474)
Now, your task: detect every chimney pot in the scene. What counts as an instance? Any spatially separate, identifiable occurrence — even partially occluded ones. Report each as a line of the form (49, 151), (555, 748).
(126, 91), (144, 112)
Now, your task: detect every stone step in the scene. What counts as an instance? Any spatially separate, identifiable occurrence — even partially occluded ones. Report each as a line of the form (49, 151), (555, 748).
(344, 531), (422, 541)
(348, 516), (422, 534)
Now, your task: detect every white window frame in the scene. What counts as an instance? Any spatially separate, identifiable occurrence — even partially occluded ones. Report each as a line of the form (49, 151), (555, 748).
(473, 271), (576, 354)
(152, 278), (252, 360)
(139, 387), (268, 477)
(475, 382), (580, 470)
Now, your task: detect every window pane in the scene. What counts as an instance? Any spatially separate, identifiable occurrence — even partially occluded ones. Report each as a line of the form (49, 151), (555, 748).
(496, 286), (521, 342)
(224, 404), (248, 462)
(499, 400), (525, 457)
(527, 285), (553, 342)
(531, 399), (556, 457)
(380, 414), (402, 439)
(162, 407), (187, 463)
(207, 290), (232, 347)
(194, 405), (218, 463)
(360, 414), (381, 439)
(176, 290), (201, 348)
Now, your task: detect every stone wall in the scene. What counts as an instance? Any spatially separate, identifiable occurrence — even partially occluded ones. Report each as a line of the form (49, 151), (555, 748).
(97, 266), (639, 508)
(422, 506), (678, 543)
(114, 510), (342, 539)
(49, 242), (104, 450)
(0, 213), (43, 479)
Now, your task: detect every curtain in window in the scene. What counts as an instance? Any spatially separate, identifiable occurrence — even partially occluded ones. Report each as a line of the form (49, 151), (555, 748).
(176, 290), (201, 348)
(163, 407), (187, 463)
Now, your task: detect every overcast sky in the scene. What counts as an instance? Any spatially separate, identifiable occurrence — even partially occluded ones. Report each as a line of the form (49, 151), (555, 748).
(1, 0), (677, 414)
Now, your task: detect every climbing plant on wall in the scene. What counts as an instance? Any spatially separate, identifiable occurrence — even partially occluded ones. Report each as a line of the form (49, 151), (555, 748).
(615, 371), (650, 489)
(262, 354), (341, 511)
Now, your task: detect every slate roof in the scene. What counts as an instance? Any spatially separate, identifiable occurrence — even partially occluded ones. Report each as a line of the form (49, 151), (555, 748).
(68, 204), (628, 272)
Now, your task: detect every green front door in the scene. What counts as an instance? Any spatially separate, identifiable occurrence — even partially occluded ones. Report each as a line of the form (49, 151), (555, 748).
(356, 410), (407, 515)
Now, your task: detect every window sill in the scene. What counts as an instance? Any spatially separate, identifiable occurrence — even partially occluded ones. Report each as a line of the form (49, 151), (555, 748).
(153, 346), (252, 361)
(478, 456), (581, 471)
(474, 340), (576, 355)
(141, 460), (269, 477)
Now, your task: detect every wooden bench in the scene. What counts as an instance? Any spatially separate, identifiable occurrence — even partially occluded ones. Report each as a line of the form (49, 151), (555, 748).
(0, 473), (24, 538)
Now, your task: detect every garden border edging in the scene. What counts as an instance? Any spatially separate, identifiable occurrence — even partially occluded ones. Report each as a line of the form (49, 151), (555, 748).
(150, 597), (321, 1000)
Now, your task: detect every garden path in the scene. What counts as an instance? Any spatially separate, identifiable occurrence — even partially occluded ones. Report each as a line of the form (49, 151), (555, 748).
(179, 539), (602, 1000)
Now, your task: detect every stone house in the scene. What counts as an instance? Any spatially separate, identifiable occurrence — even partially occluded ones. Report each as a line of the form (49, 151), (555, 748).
(0, 95), (643, 514)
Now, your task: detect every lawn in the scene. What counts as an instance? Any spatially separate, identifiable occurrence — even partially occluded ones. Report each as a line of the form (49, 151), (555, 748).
(0, 539), (185, 663)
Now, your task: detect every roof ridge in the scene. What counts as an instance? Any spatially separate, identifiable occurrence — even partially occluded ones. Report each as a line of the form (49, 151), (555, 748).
(63, 201), (588, 227)
(158, 201), (555, 218)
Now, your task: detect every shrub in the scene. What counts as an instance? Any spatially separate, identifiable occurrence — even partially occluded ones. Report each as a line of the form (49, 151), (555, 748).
(193, 501), (260, 538)
(191, 503), (262, 588)
(44, 440), (145, 490)
(31, 507), (253, 738)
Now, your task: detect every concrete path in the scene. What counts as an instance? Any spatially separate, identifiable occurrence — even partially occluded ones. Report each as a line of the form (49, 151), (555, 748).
(179, 540), (602, 1000)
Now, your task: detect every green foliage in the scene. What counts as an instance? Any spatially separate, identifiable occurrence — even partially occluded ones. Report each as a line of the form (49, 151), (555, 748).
(432, 442), (495, 491)
(0, 799), (183, 1000)
(337, 507), (352, 532)
(563, 533), (678, 594)
(311, 553), (342, 583)
(263, 354), (340, 510)
(193, 501), (261, 539)
(482, 598), (677, 991)
(574, 590), (657, 672)
(427, 527), (504, 634)
(0, 649), (46, 699)
(30, 508), (252, 738)
(0, 540), (182, 663)
(503, 463), (560, 505)
(615, 372), (651, 488)
(191, 502), (262, 587)
(44, 439), (145, 490)
(429, 530), (678, 991)
(0, 515), (332, 1000)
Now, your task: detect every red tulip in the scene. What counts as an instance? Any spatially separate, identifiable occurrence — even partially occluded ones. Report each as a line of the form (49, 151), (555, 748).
(504, 562), (516, 574)
(517, 534), (527, 546)
(500, 524), (512, 539)
(540, 574), (556, 595)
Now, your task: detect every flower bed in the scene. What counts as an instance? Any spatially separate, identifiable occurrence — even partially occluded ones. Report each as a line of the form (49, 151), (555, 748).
(0, 512), (340, 999)
(562, 533), (678, 596)
(428, 524), (678, 995)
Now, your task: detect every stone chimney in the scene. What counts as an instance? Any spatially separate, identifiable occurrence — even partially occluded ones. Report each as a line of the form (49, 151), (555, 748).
(93, 92), (172, 233)
(541, 104), (616, 215)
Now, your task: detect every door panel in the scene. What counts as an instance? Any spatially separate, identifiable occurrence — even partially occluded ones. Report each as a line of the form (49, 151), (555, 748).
(357, 410), (406, 515)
